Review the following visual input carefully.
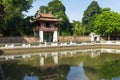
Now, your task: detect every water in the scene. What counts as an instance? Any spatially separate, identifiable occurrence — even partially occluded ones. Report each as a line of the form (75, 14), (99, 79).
(24, 73), (39, 80)
(1, 49), (120, 80)
(67, 63), (89, 80)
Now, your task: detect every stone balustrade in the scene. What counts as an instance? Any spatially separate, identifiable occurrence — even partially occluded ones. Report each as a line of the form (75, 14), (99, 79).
(0, 41), (120, 49)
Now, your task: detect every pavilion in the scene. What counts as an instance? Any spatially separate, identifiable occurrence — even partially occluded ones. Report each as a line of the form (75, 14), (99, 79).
(32, 12), (60, 43)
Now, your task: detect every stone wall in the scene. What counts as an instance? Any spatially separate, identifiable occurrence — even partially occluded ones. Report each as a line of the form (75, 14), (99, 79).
(0, 36), (39, 43)
(0, 36), (104, 43)
(58, 36), (91, 42)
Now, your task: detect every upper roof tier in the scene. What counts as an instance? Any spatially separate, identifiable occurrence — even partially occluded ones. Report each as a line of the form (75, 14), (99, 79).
(40, 13), (55, 18)
(31, 13), (60, 22)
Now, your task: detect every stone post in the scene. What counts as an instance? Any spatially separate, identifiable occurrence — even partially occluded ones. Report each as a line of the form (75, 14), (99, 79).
(39, 30), (43, 43)
(90, 32), (95, 42)
(96, 35), (100, 41)
(91, 34), (94, 42)
(53, 31), (58, 42)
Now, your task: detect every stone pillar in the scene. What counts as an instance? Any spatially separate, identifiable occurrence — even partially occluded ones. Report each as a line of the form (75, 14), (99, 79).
(90, 32), (95, 42)
(39, 30), (43, 42)
(91, 34), (94, 42)
(53, 31), (58, 42)
(96, 35), (100, 41)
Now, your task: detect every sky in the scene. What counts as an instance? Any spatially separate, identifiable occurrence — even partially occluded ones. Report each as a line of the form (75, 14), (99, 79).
(25, 0), (120, 22)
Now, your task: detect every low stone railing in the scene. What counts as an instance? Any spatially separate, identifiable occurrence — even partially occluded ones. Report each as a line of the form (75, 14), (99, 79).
(0, 41), (120, 49)
(0, 41), (92, 49)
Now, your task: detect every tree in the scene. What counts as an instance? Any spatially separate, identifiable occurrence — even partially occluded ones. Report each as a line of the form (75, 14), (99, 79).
(94, 10), (120, 40)
(5, 16), (34, 36)
(38, 0), (72, 36)
(82, 1), (101, 35)
(39, 6), (48, 13)
(0, 0), (4, 22)
(0, 0), (34, 36)
(72, 21), (86, 36)
(102, 8), (111, 12)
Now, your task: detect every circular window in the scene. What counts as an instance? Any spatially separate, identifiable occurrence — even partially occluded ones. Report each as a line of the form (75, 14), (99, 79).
(46, 23), (50, 28)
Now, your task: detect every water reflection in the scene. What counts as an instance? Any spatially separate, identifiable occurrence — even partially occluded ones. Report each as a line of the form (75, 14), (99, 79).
(67, 62), (89, 80)
(99, 59), (120, 80)
(24, 72), (39, 80)
(111, 77), (120, 80)
(1, 49), (120, 80)
(1, 49), (120, 61)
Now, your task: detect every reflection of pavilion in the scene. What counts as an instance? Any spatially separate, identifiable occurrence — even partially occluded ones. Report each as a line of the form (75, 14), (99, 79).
(32, 13), (60, 43)
(90, 49), (101, 58)
(40, 52), (58, 66)
(0, 49), (104, 61)
(39, 50), (102, 66)
(39, 51), (77, 66)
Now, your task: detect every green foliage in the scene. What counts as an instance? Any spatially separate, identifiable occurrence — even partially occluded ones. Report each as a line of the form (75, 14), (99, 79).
(0, 0), (34, 36)
(0, 0), (4, 22)
(82, 1), (101, 35)
(61, 31), (71, 36)
(102, 8), (111, 12)
(94, 10), (120, 39)
(2, 0), (33, 22)
(15, 16), (34, 36)
(39, 6), (48, 13)
(38, 0), (72, 36)
(48, 0), (65, 13)
(5, 16), (33, 36)
(72, 20), (86, 36)
(98, 60), (120, 79)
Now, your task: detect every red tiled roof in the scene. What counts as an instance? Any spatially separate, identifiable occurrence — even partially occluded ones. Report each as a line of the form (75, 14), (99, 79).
(39, 18), (60, 21)
(32, 13), (60, 22)
(39, 13), (55, 18)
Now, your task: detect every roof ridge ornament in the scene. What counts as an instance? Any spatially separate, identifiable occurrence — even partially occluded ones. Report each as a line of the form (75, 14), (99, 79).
(49, 11), (52, 14)
(36, 10), (41, 18)
(44, 9), (46, 13)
